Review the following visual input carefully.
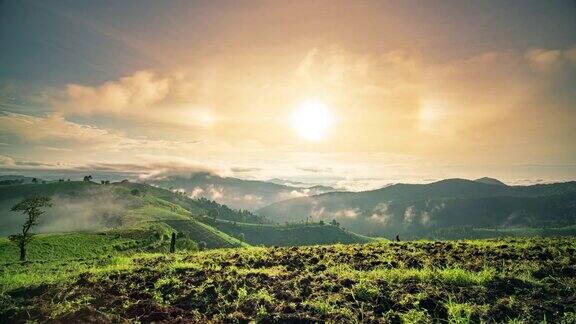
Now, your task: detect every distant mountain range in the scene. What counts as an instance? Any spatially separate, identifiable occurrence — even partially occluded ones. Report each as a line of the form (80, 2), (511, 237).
(0, 175), (40, 185)
(148, 172), (338, 210)
(258, 178), (576, 237)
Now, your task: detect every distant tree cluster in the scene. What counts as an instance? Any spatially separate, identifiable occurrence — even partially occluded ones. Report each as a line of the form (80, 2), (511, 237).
(83, 175), (93, 182)
(194, 197), (270, 224)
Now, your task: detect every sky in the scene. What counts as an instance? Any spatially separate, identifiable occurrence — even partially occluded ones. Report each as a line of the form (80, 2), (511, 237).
(1, 0), (575, 189)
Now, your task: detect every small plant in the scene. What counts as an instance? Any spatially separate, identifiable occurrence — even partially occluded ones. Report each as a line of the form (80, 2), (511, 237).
(353, 279), (379, 301)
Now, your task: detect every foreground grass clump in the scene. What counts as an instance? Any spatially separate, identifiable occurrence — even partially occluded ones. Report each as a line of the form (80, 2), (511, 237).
(1, 238), (576, 322)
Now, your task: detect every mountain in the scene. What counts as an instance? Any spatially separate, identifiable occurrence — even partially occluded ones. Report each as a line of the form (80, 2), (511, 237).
(257, 178), (576, 238)
(0, 180), (370, 247)
(148, 172), (338, 210)
(474, 177), (507, 186)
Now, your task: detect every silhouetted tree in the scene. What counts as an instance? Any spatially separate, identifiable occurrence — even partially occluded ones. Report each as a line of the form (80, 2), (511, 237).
(83, 175), (93, 182)
(31, 178), (38, 184)
(9, 196), (52, 261)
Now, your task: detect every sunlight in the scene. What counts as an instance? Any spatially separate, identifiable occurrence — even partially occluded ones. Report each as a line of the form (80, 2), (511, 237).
(291, 99), (334, 142)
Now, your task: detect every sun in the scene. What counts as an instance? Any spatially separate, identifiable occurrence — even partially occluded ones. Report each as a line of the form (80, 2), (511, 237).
(291, 99), (334, 142)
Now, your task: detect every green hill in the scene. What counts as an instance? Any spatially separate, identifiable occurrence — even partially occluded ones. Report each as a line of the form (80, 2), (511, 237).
(0, 181), (246, 250)
(0, 180), (374, 251)
(196, 217), (376, 246)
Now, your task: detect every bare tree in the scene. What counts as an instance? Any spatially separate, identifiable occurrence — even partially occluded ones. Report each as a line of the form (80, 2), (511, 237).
(9, 196), (53, 261)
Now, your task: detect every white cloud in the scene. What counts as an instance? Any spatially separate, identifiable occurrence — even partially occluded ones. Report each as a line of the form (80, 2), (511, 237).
(61, 70), (171, 115)
(333, 208), (360, 219)
(49, 70), (215, 129)
(0, 155), (15, 166)
(190, 187), (205, 198)
(370, 202), (392, 225)
(207, 184), (224, 200)
(403, 206), (417, 225)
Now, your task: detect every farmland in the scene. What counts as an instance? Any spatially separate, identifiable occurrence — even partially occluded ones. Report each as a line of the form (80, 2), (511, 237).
(2, 238), (575, 322)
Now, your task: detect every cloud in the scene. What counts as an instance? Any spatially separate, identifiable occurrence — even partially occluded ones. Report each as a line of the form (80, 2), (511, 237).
(207, 184), (224, 200)
(60, 70), (170, 115)
(403, 206), (417, 225)
(369, 202), (392, 225)
(77, 159), (228, 180)
(525, 48), (562, 71)
(0, 112), (134, 150)
(231, 167), (261, 173)
(333, 208), (360, 219)
(0, 155), (15, 166)
(49, 70), (215, 128)
(242, 194), (262, 202)
(297, 165), (333, 173)
(190, 187), (205, 198)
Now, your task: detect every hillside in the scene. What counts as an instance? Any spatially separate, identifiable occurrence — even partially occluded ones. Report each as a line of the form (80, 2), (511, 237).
(0, 181), (246, 249)
(258, 178), (576, 238)
(148, 172), (338, 210)
(2, 238), (575, 322)
(0, 180), (370, 248)
(193, 216), (375, 246)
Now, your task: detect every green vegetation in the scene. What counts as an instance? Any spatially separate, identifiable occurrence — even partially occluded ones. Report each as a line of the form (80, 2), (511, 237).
(1, 238), (575, 322)
(198, 216), (376, 246)
(0, 181), (375, 249)
(429, 225), (576, 240)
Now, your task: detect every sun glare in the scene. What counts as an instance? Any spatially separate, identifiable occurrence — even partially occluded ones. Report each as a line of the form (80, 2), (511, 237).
(291, 99), (334, 142)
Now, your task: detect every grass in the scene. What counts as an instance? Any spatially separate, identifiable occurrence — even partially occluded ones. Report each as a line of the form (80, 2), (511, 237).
(0, 231), (149, 263)
(1, 238), (575, 322)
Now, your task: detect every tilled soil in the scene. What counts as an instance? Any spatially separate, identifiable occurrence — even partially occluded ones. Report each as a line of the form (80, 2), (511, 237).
(2, 238), (576, 323)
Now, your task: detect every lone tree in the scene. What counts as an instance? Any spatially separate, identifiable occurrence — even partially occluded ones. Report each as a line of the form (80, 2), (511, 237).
(9, 196), (52, 261)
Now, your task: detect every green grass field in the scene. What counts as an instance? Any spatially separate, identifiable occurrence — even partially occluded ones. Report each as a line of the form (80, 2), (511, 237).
(201, 217), (377, 246)
(2, 238), (575, 322)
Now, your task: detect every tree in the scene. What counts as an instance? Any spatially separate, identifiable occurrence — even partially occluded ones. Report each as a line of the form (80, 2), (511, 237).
(83, 175), (93, 182)
(9, 196), (52, 261)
